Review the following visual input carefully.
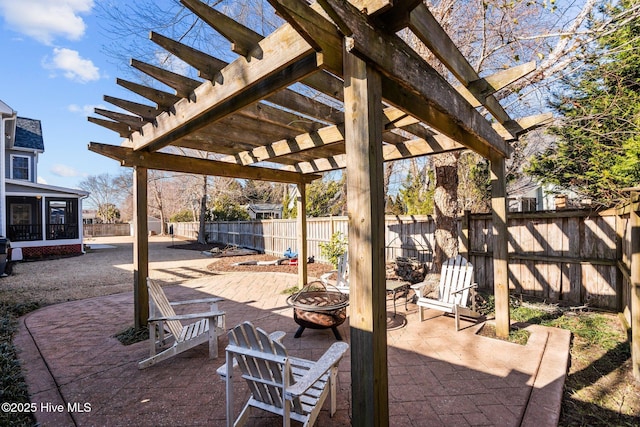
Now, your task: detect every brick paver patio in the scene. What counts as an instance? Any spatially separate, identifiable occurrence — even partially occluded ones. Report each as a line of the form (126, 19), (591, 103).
(15, 270), (570, 426)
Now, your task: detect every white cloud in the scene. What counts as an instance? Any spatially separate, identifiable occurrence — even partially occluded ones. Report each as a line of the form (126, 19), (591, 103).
(44, 48), (100, 83)
(69, 103), (103, 116)
(0, 0), (94, 45)
(51, 164), (81, 177)
(37, 176), (48, 184)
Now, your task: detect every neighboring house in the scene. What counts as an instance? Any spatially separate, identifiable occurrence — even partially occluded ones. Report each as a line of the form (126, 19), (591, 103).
(128, 216), (163, 236)
(82, 209), (99, 224)
(508, 177), (587, 212)
(0, 100), (88, 259)
(245, 203), (283, 219)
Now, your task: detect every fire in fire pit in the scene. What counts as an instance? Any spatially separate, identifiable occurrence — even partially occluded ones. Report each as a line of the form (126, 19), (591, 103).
(286, 281), (349, 341)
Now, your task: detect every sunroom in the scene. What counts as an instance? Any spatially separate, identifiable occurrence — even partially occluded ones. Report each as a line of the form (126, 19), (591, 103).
(5, 180), (87, 259)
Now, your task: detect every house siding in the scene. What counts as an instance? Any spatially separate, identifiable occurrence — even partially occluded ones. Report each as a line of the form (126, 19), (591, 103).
(1, 102), (88, 260)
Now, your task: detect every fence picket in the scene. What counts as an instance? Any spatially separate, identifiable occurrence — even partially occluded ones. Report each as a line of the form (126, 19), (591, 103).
(168, 210), (623, 310)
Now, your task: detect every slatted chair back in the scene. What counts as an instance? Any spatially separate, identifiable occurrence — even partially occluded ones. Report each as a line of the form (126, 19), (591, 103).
(227, 322), (304, 415)
(220, 321), (348, 426)
(439, 255), (474, 308)
(321, 252), (349, 293)
(335, 252), (349, 289)
(147, 278), (184, 341)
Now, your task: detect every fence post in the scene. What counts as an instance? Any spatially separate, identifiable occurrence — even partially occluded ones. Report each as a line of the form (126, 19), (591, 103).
(297, 183), (308, 287)
(616, 206), (625, 313)
(460, 210), (471, 260)
(330, 215), (335, 237)
(630, 192), (640, 381)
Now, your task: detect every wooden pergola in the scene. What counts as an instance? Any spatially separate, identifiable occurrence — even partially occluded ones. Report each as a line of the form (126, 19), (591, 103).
(88, 0), (551, 423)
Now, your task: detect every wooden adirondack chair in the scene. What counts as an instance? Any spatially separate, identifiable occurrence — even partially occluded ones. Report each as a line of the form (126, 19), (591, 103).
(217, 321), (349, 427)
(138, 278), (226, 369)
(320, 252), (349, 294)
(415, 255), (481, 331)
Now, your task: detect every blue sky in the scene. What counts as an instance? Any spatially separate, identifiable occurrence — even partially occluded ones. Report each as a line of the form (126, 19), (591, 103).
(0, 0), (133, 190)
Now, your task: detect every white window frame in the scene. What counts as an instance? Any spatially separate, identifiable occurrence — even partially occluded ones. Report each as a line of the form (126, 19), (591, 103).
(10, 155), (31, 181)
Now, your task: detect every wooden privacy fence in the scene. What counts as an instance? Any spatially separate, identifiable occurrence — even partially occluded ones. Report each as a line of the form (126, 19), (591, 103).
(170, 216), (434, 264)
(464, 210), (620, 311)
(84, 223), (131, 237)
(170, 209), (629, 311)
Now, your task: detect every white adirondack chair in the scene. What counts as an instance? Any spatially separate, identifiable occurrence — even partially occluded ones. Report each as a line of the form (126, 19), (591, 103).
(217, 321), (349, 427)
(320, 252), (349, 294)
(415, 255), (481, 331)
(138, 278), (226, 369)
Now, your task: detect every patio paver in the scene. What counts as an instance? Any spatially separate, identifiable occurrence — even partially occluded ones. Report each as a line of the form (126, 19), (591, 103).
(14, 271), (571, 426)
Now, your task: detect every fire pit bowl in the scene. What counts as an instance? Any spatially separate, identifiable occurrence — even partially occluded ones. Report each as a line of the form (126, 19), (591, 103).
(286, 281), (349, 340)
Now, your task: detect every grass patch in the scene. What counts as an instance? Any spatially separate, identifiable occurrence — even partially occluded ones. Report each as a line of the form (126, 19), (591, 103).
(475, 291), (638, 425)
(281, 286), (300, 295)
(546, 313), (623, 350)
(477, 323), (530, 345)
(114, 326), (149, 346)
(0, 302), (40, 427)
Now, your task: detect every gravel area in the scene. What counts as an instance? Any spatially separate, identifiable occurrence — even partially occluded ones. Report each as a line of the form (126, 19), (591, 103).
(0, 235), (334, 306)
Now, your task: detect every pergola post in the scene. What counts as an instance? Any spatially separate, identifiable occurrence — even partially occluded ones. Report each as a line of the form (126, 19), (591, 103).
(344, 46), (388, 425)
(490, 151), (510, 338)
(296, 183), (308, 287)
(630, 192), (640, 380)
(133, 166), (149, 329)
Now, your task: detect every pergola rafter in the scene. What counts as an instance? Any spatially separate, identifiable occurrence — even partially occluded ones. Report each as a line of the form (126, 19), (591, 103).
(87, 0), (547, 423)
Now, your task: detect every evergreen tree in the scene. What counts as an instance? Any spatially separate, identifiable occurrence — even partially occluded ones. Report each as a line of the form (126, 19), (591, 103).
(306, 178), (343, 217)
(384, 195), (405, 215)
(282, 185), (296, 219)
(397, 167), (435, 215)
(209, 195), (250, 221)
(528, 1), (640, 207)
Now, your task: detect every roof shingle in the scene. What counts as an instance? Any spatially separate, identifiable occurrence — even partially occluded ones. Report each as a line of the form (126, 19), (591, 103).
(14, 117), (44, 151)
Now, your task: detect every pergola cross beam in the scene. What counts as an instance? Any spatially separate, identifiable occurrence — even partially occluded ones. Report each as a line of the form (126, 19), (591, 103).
(88, 142), (319, 184)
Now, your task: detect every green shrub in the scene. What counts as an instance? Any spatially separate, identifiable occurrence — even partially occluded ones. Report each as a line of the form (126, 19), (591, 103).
(319, 232), (347, 268)
(209, 196), (250, 221)
(170, 210), (195, 222)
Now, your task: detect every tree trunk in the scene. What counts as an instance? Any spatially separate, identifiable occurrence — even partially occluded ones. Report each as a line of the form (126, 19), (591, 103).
(432, 152), (460, 272)
(198, 176), (208, 244)
(152, 186), (165, 235)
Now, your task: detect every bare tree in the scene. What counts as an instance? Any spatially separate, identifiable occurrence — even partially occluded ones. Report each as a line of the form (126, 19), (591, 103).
(148, 170), (186, 234)
(78, 173), (128, 223)
(198, 175), (208, 243)
(93, 0), (639, 267)
(95, 0), (280, 244)
(403, 0), (633, 271)
(113, 170), (134, 222)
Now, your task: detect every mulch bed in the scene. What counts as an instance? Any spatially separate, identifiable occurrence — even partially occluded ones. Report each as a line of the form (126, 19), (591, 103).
(169, 241), (335, 278)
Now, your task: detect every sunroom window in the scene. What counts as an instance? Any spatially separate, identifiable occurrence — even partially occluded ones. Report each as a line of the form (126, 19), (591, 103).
(46, 198), (79, 240)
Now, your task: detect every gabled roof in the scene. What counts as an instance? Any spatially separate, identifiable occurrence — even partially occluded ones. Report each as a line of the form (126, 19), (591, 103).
(246, 203), (283, 212)
(14, 117), (44, 151)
